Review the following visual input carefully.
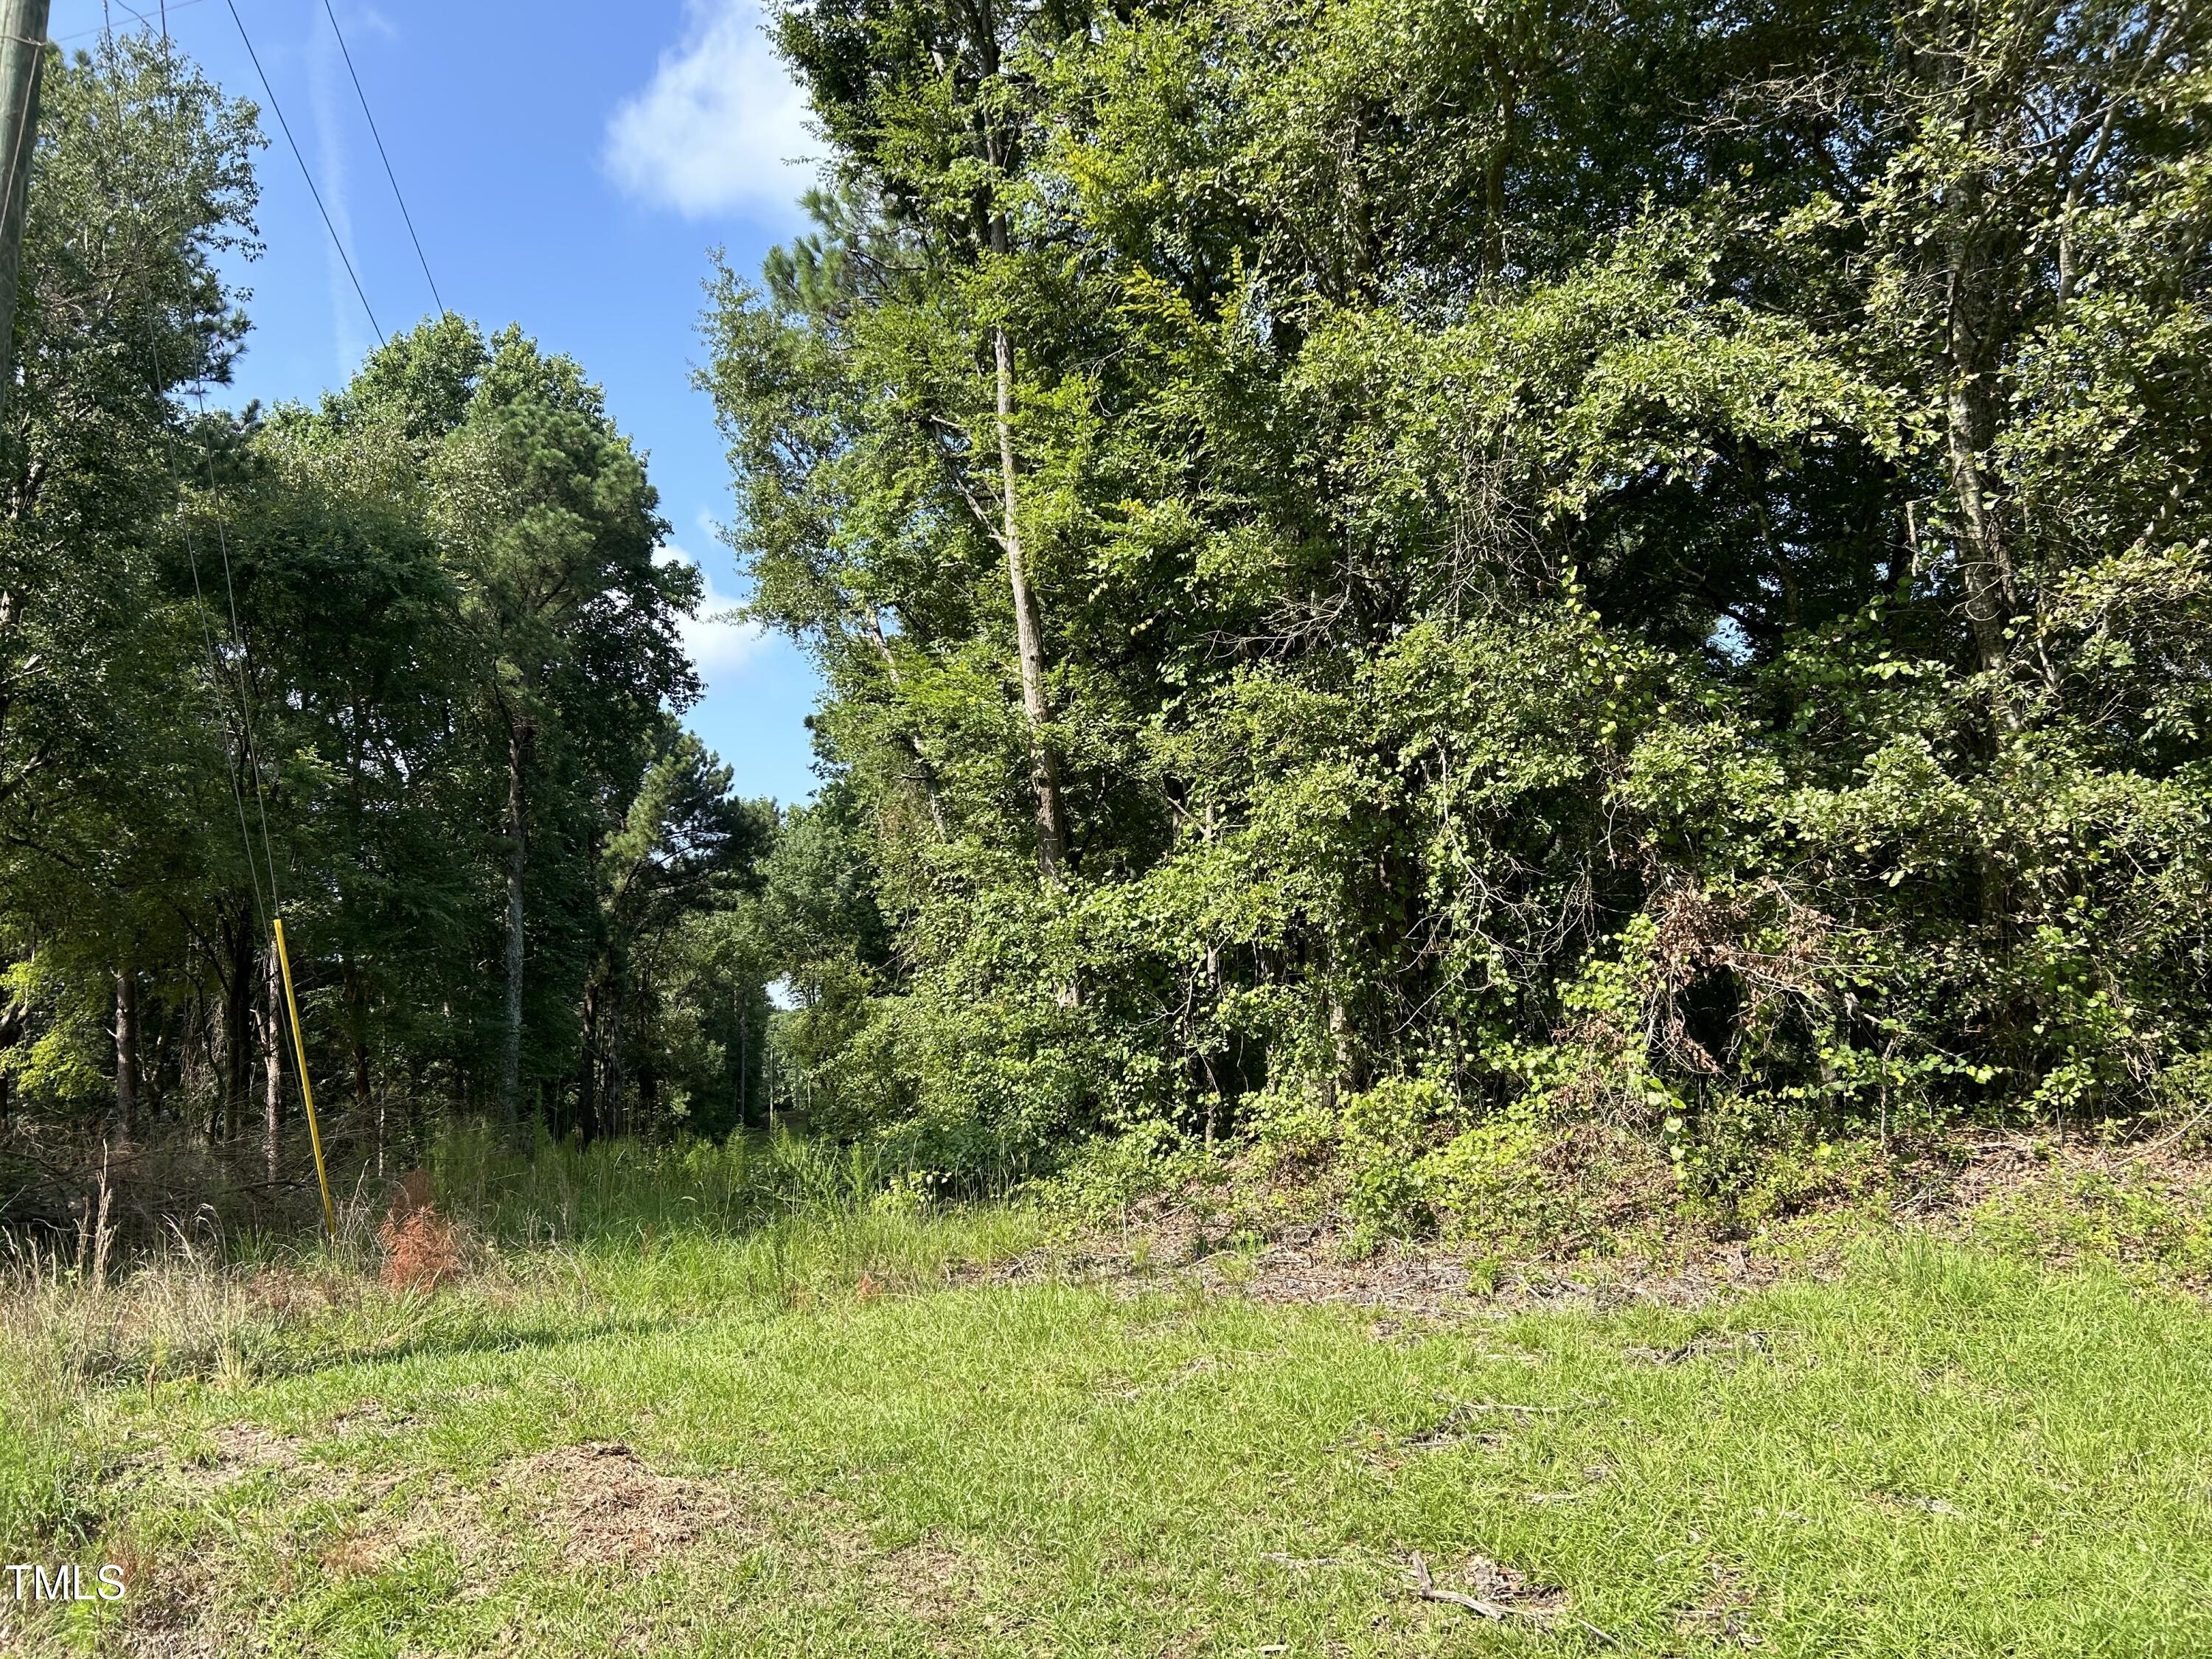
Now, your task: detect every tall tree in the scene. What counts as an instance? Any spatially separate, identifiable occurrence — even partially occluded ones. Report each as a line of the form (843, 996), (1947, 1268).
(423, 324), (699, 1143)
(704, 0), (2212, 1178)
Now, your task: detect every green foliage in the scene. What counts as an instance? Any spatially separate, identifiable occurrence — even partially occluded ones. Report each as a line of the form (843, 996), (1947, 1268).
(0, 30), (777, 1186)
(689, 0), (2212, 1213)
(12, 0), (2212, 1248)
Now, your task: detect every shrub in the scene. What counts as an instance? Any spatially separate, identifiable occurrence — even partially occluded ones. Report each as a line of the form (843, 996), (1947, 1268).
(378, 1178), (463, 1293)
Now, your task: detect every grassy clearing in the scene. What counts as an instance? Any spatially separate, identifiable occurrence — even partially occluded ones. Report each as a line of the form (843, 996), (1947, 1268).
(4, 1140), (2212, 1656)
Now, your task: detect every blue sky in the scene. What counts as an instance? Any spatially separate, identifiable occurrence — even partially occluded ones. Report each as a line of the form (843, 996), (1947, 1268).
(49, 0), (826, 805)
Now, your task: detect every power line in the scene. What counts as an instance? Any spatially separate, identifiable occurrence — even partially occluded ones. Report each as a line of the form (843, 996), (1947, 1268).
(319, 0), (439, 316)
(92, 2), (279, 924)
(54, 0), (203, 46)
(71, 4), (441, 324)
(192, 375), (285, 914)
(97, 7), (333, 1194)
(221, 0), (382, 344)
(102, 0), (154, 38)
(172, 388), (276, 933)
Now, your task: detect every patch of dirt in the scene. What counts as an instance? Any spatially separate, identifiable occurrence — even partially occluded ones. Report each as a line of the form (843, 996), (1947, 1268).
(333, 1469), (515, 1587)
(119, 1433), (787, 1646)
(326, 1398), (414, 1434)
(1624, 1329), (1771, 1366)
(1440, 1553), (1565, 1613)
(1931, 1132), (2212, 1206)
(1893, 1131), (2212, 1256)
(198, 1418), (406, 1509)
(91, 1587), (227, 1659)
(204, 1422), (303, 1475)
(1405, 1550), (1624, 1644)
(1869, 1490), (1964, 1519)
(866, 1534), (992, 1631)
(66, 1530), (230, 1659)
(1406, 1397), (1569, 1448)
(1674, 1559), (1760, 1647)
(496, 1441), (744, 1566)
(964, 1221), (1793, 1324)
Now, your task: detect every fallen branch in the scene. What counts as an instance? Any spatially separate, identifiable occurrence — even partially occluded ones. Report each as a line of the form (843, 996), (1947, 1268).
(1624, 1331), (1769, 1367)
(1410, 1551), (1516, 1619)
(1408, 1553), (1620, 1648)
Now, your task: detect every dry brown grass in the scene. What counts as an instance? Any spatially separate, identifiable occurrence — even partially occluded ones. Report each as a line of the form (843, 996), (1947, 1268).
(378, 1206), (465, 1293)
(497, 1441), (744, 1566)
(375, 1166), (467, 1293)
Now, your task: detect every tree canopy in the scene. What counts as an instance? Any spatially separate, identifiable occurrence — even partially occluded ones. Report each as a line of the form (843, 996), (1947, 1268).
(0, 33), (781, 1220)
(698, 0), (2212, 1199)
(4, 0), (2208, 1231)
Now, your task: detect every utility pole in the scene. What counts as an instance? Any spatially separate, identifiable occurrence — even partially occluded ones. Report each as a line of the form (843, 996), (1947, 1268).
(0, 1), (48, 419)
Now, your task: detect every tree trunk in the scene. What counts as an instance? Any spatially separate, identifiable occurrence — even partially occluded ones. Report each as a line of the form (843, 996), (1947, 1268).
(500, 712), (533, 1148)
(963, 23), (1069, 880)
(1944, 246), (2015, 684)
(602, 978), (625, 1139)
(221, 908), (251, 1142)
(0, 991), (18, 1130)
(575, 973), (601, 1145)
(261, 944), (282, 1182)
(992, 310), (1071, 878)
(863, 612), (949, 838)
(342, 955), (372, 1120)
(145, 1008), (170, 1127)
(408, 1051), (427, 1166)
(114, 966), (140, 1138)
(1316, 934), (1355, 1112)
(1935, 156), (2028, 950)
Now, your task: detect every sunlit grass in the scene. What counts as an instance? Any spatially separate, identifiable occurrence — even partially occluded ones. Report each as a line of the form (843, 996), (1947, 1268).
(4, 1144), (2211, 1655)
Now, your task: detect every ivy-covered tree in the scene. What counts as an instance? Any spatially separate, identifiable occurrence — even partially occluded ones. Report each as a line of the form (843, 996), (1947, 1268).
(704, 0), (2212, 1192)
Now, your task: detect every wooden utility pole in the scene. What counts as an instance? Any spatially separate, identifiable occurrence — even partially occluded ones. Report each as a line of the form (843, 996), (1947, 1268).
(0, 1), (49, 417)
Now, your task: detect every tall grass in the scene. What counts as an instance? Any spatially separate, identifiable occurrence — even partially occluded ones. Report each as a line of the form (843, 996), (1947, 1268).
(0, 1242), (98, 1552)
(0, 1124), (1044, 1554)
(430, 1123), (959, 1246)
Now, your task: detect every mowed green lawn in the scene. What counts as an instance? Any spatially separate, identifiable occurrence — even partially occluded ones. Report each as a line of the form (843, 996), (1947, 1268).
(10, 1222), (2212, 1658)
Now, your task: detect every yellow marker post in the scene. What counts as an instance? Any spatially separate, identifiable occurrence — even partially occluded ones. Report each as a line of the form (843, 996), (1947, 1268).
(272, 917), (338, 1245)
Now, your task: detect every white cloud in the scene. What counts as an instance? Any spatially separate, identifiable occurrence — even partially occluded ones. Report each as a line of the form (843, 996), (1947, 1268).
(605, 0), (816, 220)
(307, 1), (372, 376)
(659, 544), (769, 678)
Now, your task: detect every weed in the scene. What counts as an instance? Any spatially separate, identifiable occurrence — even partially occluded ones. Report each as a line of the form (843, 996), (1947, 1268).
(378, 1206), (465, 1294)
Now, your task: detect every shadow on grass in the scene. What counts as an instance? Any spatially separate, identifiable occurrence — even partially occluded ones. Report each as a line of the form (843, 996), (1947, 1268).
(236, 1307), (695, 1385)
